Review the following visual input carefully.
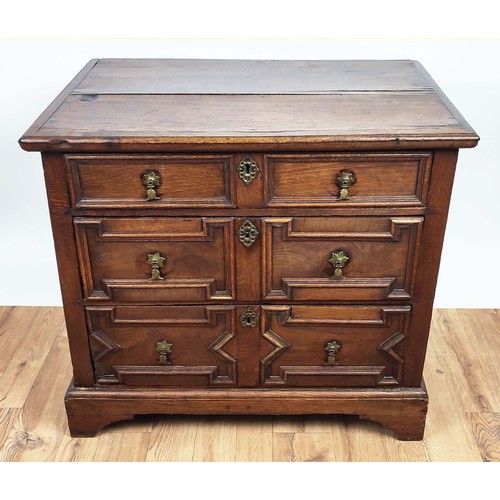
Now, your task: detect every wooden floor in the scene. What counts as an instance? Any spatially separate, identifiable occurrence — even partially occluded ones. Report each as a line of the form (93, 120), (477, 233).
(0, 307), (498, 462)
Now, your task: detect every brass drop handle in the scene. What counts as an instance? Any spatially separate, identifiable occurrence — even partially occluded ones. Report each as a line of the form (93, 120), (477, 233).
(325, 340), (341, 366)
(237, 155), (260, 185)
(142, 171), (161, 201)
(146, 252), (166, 280)
(337, 170), (356, 200)
(329, 250), (349, 279)
(156, 340), (172, 365)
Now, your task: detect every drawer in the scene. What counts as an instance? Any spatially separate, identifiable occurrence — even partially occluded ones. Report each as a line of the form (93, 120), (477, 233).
(262, 216), (423, 301)
(66, 154), (236, 209)
(264, 152), (432, 207)
(74, 217), (235, 302)
(87, 305), (238, 386)
(260, 305), (410, 387)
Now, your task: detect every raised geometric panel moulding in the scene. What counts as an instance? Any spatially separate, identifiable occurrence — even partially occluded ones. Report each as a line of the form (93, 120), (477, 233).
(377, 331), (406, 384)
(89, 329), (122, 362)
(262, 216), (423, 301)
(208, 330), (236, 364)
(98, 278), (233, 302)
(74, 217), (235, 300)
(378, 331), (406, 365)
(74, 217), (234, 241)
(262, 217), (423, 242)
(260, 328), (291, 384)
(208, 329), (237, 383)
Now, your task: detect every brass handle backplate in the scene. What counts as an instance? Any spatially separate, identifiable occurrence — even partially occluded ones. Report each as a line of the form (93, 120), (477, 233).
(329, 250), (349, 279)
(143, 171), (161, 201)
(156, 340), (172, 364)
(237, 155), (259, 185)
(337, 170), (356, 200)
(325, 340), (341, 366)
(146, 252), (166, 280)
(239, 308), (258, 328)
(238, 220), (259, 248)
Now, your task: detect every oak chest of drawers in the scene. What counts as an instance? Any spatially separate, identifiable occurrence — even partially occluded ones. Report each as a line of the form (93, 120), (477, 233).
(20, 59), (478, 439)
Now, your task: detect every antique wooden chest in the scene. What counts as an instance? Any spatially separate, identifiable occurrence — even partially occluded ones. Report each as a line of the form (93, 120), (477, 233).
(20, 59), (478, 439)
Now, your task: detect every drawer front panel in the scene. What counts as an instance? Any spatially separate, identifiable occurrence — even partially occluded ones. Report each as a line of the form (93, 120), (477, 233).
(260, 305), (410, 387)
(66, 154), (235, 209)
(75, 217), (235, 302)
(265, 152), (431, 207)
(87, 305), (237, 386)
(263, 217), (423, 302)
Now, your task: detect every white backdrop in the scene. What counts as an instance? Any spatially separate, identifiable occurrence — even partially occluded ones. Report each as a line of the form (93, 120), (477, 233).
(0, 39), (498, 307)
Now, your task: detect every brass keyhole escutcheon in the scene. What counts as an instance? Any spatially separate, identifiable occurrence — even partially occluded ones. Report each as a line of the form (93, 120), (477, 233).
(238, 220), (259, 248)
(239, 308), (258, 328)
(146, 252), (166, 280)
(325, 340), (341, 366)
(329, 250), (350, 279)
(156, 340), (172, 365)
(237, 155), (260, 185)
(142, 171), (161, 201)
(336, 170), (356, 200)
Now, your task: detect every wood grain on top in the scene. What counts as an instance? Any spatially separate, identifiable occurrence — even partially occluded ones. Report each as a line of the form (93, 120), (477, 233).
(73, 59), (434, 94)
(19, 59), (479, 152)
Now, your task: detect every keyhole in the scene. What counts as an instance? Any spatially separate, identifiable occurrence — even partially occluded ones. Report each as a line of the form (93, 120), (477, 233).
(239, 308), (257, 328)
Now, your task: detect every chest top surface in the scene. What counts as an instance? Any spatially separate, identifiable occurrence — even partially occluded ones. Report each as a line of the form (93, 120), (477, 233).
(19, 59), (478, 152)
